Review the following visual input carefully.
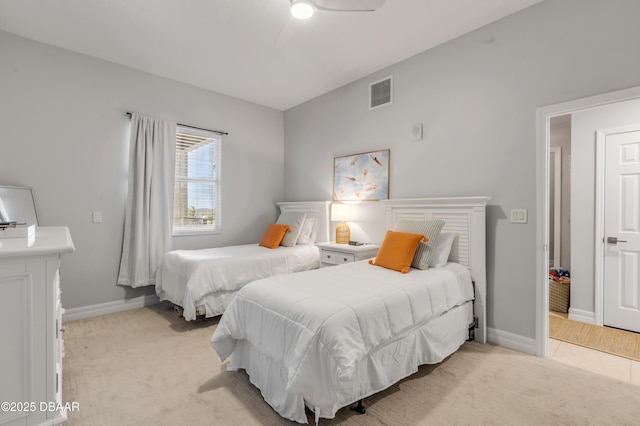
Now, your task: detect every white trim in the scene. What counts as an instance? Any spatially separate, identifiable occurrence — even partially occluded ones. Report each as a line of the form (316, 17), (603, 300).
(487, 327), (537, 355)
(536, 85), (640, 358)
(568, 307), (595, 324)
(595, 129), (606, 327)
(62, 294), (162, 322)
(549, 146), (562, 268)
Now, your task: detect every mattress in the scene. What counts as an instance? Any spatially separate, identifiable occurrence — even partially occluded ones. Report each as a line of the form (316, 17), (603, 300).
(155, 243), (320, 320)
(211, 261), (474, 423)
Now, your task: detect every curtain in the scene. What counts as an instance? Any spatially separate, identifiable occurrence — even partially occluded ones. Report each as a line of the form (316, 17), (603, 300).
(117, 114), (176, 287)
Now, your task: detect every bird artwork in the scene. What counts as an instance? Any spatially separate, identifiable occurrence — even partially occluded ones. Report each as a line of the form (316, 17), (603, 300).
(370, 154), (383, 167)
(333, 150), (389, 201)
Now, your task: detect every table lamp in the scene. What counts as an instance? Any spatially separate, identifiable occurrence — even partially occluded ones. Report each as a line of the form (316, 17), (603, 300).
(331, 203), (353, 244)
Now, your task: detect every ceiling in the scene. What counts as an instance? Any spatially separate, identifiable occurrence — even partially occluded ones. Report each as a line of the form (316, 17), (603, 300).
(0, 0), (543, 111)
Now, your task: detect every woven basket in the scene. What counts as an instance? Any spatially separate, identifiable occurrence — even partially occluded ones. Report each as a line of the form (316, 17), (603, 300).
(549, 279), (570, 313)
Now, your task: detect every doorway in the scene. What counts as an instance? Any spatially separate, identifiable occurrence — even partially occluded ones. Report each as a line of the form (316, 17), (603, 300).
(536, 85), (640, 358)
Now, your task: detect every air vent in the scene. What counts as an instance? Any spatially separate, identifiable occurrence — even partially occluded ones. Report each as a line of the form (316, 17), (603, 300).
(369, 75), (393, 110)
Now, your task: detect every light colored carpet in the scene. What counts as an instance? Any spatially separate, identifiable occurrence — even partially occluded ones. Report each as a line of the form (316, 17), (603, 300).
(63, 304), (640, 425)
(549, 315), (640, 362)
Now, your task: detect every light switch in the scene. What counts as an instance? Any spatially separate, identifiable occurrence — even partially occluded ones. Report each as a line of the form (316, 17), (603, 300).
(510, 209), (527, 224)
(92, 212), (103, 223)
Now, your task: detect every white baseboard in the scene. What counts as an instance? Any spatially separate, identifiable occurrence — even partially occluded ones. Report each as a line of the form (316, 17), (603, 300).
(568, 308), (595, 324)
(63, 294), (162, 322)
(487, 327), (537, 355)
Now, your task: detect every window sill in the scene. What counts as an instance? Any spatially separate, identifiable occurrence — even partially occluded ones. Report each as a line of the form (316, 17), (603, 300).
(172, 227), (222, 237)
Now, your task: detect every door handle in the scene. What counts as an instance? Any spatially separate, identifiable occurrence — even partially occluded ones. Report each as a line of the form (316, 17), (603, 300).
(607, 236), (628, 244)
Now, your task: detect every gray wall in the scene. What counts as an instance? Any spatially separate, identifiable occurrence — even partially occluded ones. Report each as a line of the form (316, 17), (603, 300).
(570, 98), (640, 318)
(0, 31), (284, 310)
(283, 0), (640, 341)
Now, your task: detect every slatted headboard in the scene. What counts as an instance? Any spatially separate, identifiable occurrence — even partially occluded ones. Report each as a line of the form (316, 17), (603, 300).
(381, 197), (490, 343)
(275, 201), (331, 243)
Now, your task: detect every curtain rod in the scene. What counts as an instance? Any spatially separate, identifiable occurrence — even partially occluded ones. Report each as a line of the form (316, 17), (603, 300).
(125, 112), (228, 136)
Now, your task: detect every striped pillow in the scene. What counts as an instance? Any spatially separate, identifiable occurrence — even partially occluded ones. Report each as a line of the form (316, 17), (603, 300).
(394, 219), (445, 270)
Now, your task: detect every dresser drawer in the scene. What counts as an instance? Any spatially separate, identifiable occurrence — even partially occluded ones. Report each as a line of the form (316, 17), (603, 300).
(335, 252), (355, 264)
(321, 250), (355, 265)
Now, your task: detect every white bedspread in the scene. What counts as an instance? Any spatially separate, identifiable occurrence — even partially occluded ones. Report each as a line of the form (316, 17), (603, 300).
(155, 244), (319, 320)
(211, 261), (473, 422)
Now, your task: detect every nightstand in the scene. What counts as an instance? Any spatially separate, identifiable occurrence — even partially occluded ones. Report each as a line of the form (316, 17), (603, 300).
(316, 242), (380, 267)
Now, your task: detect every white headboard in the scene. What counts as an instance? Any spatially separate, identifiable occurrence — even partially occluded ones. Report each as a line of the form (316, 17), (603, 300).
(381, 196), (490, 343)
(275, 201), (331, 243)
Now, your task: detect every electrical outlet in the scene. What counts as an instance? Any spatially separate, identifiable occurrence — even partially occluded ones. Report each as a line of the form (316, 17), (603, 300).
(92, 212), (103, 223)
(510, 209), (527, 224)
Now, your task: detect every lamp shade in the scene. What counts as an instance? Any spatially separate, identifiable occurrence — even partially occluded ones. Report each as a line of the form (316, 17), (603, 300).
(331, 203), (353, 222)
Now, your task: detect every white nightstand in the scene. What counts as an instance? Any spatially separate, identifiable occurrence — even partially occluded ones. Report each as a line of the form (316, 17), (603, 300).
(316, 242), (380, 267)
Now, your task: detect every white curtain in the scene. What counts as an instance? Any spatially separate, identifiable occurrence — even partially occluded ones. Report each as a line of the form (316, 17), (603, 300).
(117, 114), (176, 287)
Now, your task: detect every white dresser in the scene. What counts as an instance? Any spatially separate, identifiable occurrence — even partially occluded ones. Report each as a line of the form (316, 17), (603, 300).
(0, 227), (74, 426)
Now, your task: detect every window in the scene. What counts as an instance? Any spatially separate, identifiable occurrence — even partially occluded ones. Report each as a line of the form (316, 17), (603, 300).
(173, 126), (221, 235)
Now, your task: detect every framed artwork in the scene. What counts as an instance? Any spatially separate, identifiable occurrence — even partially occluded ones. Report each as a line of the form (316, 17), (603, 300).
(333, 149), (389, 201)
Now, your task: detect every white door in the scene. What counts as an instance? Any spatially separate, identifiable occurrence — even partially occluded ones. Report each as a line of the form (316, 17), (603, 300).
(604, 129), (640, 333)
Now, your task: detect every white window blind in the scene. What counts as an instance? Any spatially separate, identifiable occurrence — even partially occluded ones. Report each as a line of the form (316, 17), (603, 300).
(173, 126), (221, 235)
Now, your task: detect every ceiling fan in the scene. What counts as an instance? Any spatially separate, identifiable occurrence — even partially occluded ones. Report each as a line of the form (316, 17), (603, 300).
(290, 0), (386, 19)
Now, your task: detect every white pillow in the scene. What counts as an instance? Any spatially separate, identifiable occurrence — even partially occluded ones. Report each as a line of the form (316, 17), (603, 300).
(430, 231), (457, 268)
(297, 217), (317, 245)
(276, 212), (306, 247)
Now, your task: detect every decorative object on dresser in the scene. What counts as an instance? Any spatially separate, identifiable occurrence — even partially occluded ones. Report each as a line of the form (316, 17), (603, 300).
(0, 223), (36, 239)
(0, 185), (39, 228)
(0, 185), (75, 426)
(316, 241), (380, 267)
(333, 149), (389, 201)
(331, 203), (353, 244)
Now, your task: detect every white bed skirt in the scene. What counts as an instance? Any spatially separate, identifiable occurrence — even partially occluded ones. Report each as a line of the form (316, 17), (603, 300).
(225, 300), (473, 424)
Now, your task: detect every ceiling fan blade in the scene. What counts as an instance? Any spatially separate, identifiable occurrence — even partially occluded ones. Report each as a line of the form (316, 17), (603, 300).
(312, 0), (385, 12)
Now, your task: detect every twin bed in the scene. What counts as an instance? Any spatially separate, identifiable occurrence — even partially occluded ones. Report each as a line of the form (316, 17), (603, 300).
(155, 201), (331, 320)
(211, 197), (489, 424)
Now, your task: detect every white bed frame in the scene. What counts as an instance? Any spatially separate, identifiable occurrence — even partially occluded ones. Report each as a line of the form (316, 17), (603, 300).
(276, 201), (331, 243)
(381, 196), (490, 343)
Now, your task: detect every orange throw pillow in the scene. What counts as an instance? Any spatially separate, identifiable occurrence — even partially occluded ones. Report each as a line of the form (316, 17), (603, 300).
(369, 230), (428, 274)
(259, 223), (291, 249)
